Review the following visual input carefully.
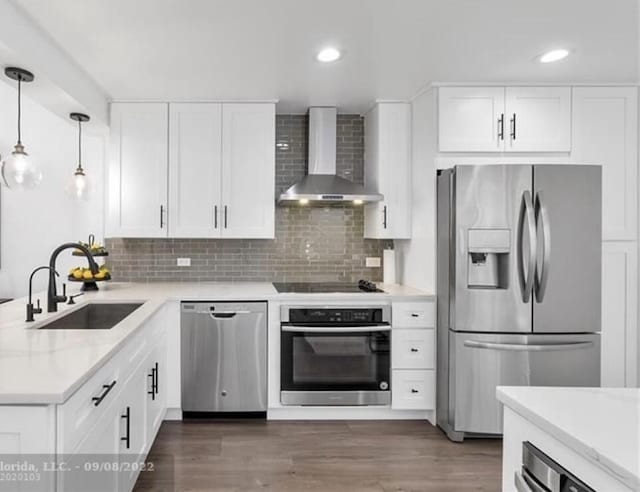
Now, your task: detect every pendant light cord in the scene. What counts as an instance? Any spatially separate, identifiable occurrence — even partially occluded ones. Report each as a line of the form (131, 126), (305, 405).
(17, 78), (21, 144)
(78, 119), (83, 171)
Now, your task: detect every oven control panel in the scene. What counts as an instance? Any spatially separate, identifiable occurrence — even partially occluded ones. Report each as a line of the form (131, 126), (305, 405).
(285, 308), (388, 324)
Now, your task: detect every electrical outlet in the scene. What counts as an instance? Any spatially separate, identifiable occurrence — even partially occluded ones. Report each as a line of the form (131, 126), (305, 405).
(177, 258), (191, 267)
(365, 257), (381, 268)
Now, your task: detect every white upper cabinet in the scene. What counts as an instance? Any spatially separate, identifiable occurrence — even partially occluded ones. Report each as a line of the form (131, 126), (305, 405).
(221, 103), (275, 239)
(168, 103), (222, 238)
(572, 87), (638, 241)
(438, 87), (505, 152)
(364, 103), (412, 239)
(505, 87), (571, 152)
(107, 101), (275, 239)
(107, 103), (169, 238)
(438, 86), (571, 152)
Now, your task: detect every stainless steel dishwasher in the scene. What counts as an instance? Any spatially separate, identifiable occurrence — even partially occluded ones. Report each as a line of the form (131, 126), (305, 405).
(181, 301), (267, 413)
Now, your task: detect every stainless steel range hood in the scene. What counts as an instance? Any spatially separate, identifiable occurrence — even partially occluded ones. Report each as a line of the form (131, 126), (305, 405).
(278, 107), (383, 204)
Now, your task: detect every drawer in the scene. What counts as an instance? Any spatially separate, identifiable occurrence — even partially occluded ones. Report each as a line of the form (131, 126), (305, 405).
(392, 329), (435, 369)
(392, 301), (435, 328)
(391, 369), (435, 410)
(57, 350), (125, 454)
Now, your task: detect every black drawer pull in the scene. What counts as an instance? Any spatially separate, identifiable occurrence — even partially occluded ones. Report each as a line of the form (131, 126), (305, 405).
(92, 380), (117, 407)
(154, 362), (159, 396)
(410, 313), (420, 318)
(148, 369), (156, 400)
(121, 406), (130, 449)
(411, 388), (419, 394)
(410, 348), (419, 352)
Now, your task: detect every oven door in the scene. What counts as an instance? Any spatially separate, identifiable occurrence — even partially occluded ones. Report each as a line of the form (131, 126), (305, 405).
(280, 325), (391, 406)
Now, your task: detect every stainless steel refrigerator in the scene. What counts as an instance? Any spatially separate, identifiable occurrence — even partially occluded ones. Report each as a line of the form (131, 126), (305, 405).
(436, 165), (601, 442)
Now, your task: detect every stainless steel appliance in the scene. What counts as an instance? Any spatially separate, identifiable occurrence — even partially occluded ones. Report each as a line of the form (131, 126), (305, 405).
(437, 165), (602, 441)
(515, 441), (595, 492)
(280, 305), (391, 405)
(181, 301), (267, 413)
(278, 107), (383, 204)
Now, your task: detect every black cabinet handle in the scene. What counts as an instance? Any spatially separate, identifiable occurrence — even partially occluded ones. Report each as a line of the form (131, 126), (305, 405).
(410, 348), (419, 353)
(160, 205), (165, 228)
(121, 406), (130, 449)
(383, 205), (387, 229)
(411, 388), (419, 394)
(510, 113), (516, 141)
(214, 205), (218, 229)
(410, 313), (419, 318)
(92, 380), (117, 407)
(148, 362), (159, 400)
(153, 362), (159, 396)
(147, 369), (156, 400)
(498, 113), (504, 141)
(224, 206), (228, 228)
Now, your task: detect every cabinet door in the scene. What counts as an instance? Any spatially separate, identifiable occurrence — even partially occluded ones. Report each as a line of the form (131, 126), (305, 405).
(438, 87), (505, 152)
(572, 87), (638, 240)
(168, 103), (222, 238)
(118, 366), (147, 492)
(107, 103), (169, 238)
(505, 87), (571, 152)
(601, 242), (638, 388)
(221, 103), (275, 238)
(364, 103), (412, 239)
(61, 401), (120, 492)
(145, 340), (167, 447)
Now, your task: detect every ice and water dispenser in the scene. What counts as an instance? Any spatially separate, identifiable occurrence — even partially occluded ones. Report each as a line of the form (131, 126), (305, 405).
(467, 229), (510, 289)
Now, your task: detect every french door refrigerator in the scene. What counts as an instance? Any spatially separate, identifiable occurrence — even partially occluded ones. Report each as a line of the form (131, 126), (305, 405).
(436, 165), (601, 442)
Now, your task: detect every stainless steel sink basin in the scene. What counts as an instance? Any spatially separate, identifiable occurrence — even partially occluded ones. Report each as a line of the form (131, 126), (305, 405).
(38, 303), (144, 330)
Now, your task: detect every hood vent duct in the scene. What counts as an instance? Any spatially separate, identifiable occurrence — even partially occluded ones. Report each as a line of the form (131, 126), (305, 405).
(278, 107), (383, 204)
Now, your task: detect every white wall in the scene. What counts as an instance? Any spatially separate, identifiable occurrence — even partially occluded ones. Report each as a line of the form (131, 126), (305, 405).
(0, 81), (105, 299)
(395, 89), (437, 292)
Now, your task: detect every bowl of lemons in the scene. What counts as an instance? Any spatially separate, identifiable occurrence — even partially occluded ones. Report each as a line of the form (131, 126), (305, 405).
(68, 265), (111, 291)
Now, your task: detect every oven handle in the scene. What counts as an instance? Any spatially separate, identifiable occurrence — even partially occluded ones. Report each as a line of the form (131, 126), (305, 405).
(282, 325), (391, 333)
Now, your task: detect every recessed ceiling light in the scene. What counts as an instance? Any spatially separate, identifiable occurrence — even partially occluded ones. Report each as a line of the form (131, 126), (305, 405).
(539, 49), (570, 63)
(317, 47), (341, 63)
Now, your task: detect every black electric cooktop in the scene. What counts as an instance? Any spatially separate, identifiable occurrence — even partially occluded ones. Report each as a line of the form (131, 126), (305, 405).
(272, 280), (385, 294)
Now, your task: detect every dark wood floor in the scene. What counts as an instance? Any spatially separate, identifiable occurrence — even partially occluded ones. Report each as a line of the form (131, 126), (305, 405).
(134, 420), (502, 491)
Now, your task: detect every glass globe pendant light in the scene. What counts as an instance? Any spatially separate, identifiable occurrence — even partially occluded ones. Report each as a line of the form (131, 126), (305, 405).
(1, 67), (41, 189)
(66, 113), (91, 200)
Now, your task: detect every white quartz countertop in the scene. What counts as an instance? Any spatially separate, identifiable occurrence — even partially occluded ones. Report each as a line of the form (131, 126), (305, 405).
(497, 386), (640, 490)
(0, 281), (433, 405)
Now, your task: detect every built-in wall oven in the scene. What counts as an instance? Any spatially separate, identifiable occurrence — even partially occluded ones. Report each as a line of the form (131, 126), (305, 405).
(280, 305), (391, 406)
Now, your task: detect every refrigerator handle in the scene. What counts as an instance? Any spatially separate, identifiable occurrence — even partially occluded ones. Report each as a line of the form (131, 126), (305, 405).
(534, 192), (551, 303)
(463, 340), (594, 352)
(517, 190), (537, 303)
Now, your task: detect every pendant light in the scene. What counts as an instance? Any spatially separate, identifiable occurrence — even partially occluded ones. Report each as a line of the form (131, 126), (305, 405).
(66, 112), (91, 200)
(1, 67), (41, 189)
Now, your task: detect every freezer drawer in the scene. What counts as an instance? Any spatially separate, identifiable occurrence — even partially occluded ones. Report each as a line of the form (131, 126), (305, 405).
(181, 302), (267, 412)
(451, 331), (600, 435)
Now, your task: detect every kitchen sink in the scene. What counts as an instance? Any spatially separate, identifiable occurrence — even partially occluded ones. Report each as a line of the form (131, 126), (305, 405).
(37, 303), (144, 330)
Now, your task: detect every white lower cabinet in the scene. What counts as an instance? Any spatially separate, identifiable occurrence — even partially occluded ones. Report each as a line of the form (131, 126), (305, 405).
(392, 329), (435, 369)
(52, 309), (167, 492)
(61, 399), (120, 491)
(392, 370), (435, 410)
(144, 335), (167, 445)
(391, 301), (436, 411)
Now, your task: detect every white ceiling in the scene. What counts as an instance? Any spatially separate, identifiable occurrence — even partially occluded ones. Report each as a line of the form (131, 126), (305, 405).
(11, 0), (639, 113)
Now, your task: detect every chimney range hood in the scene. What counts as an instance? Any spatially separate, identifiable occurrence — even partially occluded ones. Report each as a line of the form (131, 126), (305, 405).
(278, 107), (383, 204)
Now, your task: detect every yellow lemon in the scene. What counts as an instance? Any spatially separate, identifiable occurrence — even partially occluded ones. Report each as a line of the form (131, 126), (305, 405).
(73, 270), (84, 280)
(82, 270), (94, 280)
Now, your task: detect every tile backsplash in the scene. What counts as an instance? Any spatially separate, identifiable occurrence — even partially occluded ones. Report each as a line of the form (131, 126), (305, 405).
(105, 114), (391, 282)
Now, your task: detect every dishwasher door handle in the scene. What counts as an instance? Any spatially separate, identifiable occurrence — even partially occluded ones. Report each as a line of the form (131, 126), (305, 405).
(205, 310), (252, 319)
